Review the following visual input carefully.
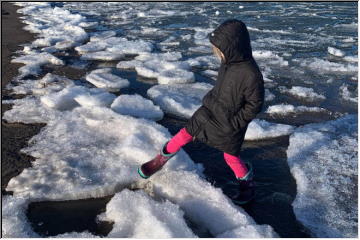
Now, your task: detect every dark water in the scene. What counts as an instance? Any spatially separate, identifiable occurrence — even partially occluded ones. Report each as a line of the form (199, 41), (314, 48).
(22, 1), (357, 238)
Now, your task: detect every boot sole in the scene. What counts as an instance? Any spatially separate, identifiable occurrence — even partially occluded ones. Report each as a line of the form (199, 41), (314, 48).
(138, 167), (149, 179)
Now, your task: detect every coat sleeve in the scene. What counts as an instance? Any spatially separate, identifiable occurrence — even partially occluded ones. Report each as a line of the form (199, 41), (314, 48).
(230, 77), (264, 130)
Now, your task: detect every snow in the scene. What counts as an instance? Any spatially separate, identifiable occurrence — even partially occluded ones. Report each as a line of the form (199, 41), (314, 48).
(15, 3), (89, 52)
(245, 119), (295, 140)
(85, 68), (130, 92)
(327, 46), (345, 57)
(74, 89), (116, 108)
(11, 52), (64, 78)
(158, 69), (195, 84)
(147, 82), (213, 119)
(186, 55), (220, 69)
(111, 94), (164, 120)
(298, 58), (357, 73)
(253, 50), (289, 67)
(286, 114), (358, 237)
(90, 30), (117, 41)
(40, 86), (88, 111)
(278, 86), (326, 101)
(80, 51), (125, 61)
(266, 104), (328, 115)
(97, 189), (196, 238)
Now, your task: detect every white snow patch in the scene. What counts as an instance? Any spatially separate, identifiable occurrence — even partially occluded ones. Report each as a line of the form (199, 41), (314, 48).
(278, 86), (326, 101)
(97, 189), (196, 238)
(111, 94), (164, 120)
(245, 119), (295, 140)
(147, 83), (213, 119)
(327, 47), (345, 57)
(266, 104), (328, 115)
(287, 114), (358, 237)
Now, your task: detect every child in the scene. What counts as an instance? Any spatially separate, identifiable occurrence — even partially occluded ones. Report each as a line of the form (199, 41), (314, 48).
(138, 19), (264, 204)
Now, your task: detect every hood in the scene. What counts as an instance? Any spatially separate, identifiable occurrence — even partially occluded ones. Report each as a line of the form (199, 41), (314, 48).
(209, 19), (253, 64)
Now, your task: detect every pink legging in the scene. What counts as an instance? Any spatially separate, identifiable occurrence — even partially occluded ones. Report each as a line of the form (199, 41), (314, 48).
(166, 128), (248, 178)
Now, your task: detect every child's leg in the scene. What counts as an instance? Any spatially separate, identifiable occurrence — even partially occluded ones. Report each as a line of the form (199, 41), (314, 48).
(166, 128), (193, 153)
(223, 153), (249, 179)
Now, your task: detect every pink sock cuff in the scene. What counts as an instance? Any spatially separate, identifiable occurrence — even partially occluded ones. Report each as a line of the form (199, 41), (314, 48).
(166, 128), (193, 153)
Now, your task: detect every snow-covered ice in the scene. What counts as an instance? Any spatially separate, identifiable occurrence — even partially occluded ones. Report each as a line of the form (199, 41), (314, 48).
(266, 104), (328, 115)
(74, 89), (116, 108)
(327, 46), (345, 57)
(287, 114), (358, 237)
(339, 83), (358, 103)
(97, 189), (196, 238)
(11, 52), (64, 78)
(85, 68), (130, 92)
(298, 58), (357, 73)
(111, 94), (164, 120)
(253, 50), (289, 67)
(245, 119), (295, 140)
(80, 51), (125, 61)
(278, 86), (326, 101)
(147, 82), (213, 119)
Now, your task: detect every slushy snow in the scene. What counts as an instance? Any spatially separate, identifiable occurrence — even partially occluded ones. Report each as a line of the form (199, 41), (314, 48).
(287, 114), (358, 237)
(111, 94), (164, 120)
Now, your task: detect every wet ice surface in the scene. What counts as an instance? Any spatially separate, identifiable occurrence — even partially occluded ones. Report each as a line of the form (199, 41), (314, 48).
(2, 1), (358, 238)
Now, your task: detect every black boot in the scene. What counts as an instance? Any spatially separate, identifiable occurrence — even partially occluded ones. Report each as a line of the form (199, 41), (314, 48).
(223, 162), (255, 205)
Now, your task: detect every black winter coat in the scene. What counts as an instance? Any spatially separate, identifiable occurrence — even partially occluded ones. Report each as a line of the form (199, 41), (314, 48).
(185, 19), (264, 156)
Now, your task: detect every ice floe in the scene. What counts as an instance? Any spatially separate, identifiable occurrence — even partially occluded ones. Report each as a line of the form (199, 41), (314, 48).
(266, 104), (328, 115)
(278, 86), (325, 101)
(85, 68), (130, 92)
(97, 189), (196, 238)
(11, 52), (64, 78)
(15, 3), (90, 52)
(327, 46), (345, 57)
(265, 89), (275, 101)
(111, 94), (164, 120)
(253, 50), (289, 67)
(147, 82), (213, 119)
(245, 119), (295, 140)
(74, 89), (116, 108)
(297, 58), (357, 73)
(287, 114), (358, 237)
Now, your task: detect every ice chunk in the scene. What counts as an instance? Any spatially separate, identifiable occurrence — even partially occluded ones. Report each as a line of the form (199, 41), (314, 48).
(116, 60), (143, 69)
(3, 97), (63, 124)
(11, 52), (64, 78)
(298, 58), (357, 73)
(111, 94), (164, 120)
(287, 114), (358, 237)
(266, 104), (328, 115)
(80, 51), (125, 61)
(10, 73), (75, 96)
(40, 86), (88, 111)
(85, 69), (130, 92)
(253, 50), (289, 67)
(74, 88), (116, 108)
(147, 83), (213, 119)
(5, 106), (199, 200)
(90, 30), (117, 41)
(147, 171), (278, 238)
(135, 52), (182, 62)
(97, 189), (196, 238)
(75, 41), (108, 54)
(278, 86), (326, 101)
(158, 69), (195, 84)
(2, 196), (39, 238)
(245, 119), (295, 140)
(327, 46), (345, 57)
(186, 55), (220, 69)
